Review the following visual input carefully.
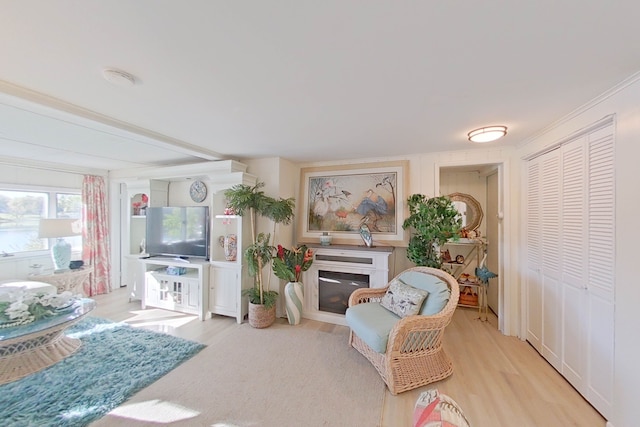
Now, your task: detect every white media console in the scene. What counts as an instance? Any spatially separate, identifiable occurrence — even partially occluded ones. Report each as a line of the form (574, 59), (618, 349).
(140, 257), (209, 320)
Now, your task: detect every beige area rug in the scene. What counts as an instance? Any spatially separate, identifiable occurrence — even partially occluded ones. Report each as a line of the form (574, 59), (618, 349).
(91, 321), (386, 427)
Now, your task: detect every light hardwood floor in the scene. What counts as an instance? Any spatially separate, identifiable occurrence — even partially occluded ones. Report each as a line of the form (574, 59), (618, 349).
(91, 288), (606, 426)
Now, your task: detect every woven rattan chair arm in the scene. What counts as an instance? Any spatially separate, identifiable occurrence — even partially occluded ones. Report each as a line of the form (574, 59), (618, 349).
(386, 315), (447, 353)
(348, 286), (388, 307)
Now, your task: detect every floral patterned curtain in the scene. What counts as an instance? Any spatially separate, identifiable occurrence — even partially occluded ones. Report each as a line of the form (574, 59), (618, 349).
(82, 175), (111, 296)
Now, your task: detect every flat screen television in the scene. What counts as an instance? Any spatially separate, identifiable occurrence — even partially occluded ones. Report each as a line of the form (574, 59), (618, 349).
(145, 206), (210, 260)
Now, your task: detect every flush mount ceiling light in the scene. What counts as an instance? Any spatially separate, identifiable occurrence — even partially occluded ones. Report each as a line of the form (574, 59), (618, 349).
(467, 125), (507, 143)
(102, 68), (136, 87)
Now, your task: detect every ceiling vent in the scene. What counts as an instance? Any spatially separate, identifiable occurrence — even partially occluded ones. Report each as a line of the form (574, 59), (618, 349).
(102, 68), (136, 87)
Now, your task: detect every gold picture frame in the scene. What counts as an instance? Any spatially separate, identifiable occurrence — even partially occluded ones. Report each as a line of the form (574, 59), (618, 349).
(298, 160), (408, 246)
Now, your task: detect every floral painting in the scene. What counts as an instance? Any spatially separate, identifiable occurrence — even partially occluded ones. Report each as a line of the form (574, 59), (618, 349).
(299, 161), (407, 245)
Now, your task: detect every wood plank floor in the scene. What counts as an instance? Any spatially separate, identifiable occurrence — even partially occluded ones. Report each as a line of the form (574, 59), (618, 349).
(91, 288), (606, 426)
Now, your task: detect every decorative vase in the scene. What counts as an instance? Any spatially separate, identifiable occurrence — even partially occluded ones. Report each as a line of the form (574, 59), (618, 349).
(284, 281), (304, 325)
(319, 232), (332, 246)
(248, 302), (276, 328)
(223, 234), (237, 261)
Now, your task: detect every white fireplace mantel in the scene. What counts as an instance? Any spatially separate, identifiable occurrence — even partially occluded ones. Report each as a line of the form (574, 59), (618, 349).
(301, 244), (393, 325)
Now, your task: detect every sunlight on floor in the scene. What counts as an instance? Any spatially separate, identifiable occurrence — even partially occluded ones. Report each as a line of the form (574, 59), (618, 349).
(66, 322), (121, 339)
(121, 308), (199, 333)
(108, 399), (199, 423)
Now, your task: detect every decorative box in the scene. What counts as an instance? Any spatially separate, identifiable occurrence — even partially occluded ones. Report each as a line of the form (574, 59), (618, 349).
(166, 266), (187, 275)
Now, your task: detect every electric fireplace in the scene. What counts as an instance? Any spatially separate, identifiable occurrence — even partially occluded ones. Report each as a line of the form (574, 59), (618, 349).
(302, 245), (393, 325)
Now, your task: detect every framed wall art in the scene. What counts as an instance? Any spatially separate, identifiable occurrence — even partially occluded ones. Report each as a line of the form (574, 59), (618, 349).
(298, 160), (408, 246)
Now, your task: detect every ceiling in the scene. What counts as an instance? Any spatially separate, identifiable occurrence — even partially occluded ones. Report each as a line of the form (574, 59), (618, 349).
(1, 1), (640, 172)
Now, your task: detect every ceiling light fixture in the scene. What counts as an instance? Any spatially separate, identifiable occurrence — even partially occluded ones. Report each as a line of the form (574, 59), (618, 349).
(102, 68), (136, 87)
(467, 125), (507, 143)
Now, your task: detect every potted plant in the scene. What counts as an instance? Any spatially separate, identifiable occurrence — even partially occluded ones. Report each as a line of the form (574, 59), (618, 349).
(402, 194), (462, 268)
(223, 182), (295, 328)
(272, 244), (314, 325)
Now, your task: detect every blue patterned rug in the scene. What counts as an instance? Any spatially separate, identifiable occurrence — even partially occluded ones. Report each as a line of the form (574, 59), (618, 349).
(0, 317), (205, 427)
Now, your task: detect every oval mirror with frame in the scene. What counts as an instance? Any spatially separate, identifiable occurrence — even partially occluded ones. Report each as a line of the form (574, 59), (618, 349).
(448, 192), (483, 232)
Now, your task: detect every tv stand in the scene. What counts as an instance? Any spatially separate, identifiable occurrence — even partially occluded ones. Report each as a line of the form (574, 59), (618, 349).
(140, 258), (209, 320)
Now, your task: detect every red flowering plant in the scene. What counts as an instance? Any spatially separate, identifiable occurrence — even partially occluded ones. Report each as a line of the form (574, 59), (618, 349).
(272, 244), (314, 283)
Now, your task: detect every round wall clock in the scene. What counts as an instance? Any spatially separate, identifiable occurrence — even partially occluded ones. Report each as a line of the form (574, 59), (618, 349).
(189, 180), (207, 203)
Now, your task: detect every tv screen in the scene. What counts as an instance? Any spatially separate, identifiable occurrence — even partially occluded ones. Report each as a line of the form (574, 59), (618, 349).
(145, 206), (210, 260)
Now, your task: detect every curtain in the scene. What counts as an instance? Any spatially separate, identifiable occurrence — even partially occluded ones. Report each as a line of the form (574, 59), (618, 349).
(82, 175), (111, 296)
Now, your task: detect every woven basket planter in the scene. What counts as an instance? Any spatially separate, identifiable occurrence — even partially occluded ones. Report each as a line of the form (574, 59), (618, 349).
(248, 302), (276, 328)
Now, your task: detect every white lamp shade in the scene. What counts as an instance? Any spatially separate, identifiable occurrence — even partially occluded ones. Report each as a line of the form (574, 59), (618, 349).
(38, 218), (82, 238)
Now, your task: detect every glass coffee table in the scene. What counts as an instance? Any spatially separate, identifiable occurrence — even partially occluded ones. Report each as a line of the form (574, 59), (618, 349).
(0, 298), (96, 385)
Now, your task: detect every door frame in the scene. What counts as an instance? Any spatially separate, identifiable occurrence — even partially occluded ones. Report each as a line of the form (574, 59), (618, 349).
(435, 159), (511, 334)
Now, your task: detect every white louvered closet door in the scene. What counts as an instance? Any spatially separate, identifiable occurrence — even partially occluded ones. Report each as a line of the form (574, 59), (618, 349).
(525, 118), (614, 420)
(525, 157), (543, 352)
(586, 126), (615, 418)
(560, 136), (588, 392)
(540, 149), (562, 370)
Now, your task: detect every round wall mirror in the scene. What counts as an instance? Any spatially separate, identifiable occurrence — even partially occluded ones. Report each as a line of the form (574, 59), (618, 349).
(448, 192), (483, 232)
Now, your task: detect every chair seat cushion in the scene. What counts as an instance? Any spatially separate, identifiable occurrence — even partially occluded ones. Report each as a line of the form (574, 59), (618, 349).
(345, 301), (400, 354)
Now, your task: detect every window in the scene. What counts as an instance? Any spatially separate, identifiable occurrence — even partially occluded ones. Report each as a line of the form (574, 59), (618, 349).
(0, 188), (82, 255)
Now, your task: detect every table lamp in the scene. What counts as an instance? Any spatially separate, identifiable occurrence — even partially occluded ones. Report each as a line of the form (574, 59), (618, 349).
(38, 218), (82, 271)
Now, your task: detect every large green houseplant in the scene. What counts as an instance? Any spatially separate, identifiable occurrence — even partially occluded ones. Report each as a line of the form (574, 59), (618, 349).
(224, 182), (295, 327)
(402, 194), (462, 268)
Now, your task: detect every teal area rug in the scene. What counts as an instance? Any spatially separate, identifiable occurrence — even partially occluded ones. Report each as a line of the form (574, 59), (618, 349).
(0, 317), (205, 427)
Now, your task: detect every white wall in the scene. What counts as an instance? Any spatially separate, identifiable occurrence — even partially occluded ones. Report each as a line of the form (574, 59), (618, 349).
(514, 77), (640, 427)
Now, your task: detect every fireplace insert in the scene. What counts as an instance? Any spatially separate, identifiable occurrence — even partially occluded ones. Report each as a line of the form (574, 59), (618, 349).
(318, 270), (369, 315)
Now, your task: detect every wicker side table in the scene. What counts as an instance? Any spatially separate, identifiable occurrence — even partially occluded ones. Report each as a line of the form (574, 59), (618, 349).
(0, 298), (96, 385)
(30, 266), (93, 295)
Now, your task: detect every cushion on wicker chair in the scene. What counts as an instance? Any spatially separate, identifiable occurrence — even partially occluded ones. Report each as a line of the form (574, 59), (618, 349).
(380, 277), (429, 318)
(345, 302), (400, 353)
(395, 271), (450, 315)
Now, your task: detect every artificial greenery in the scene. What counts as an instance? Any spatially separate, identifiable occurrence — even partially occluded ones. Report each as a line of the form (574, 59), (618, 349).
(224, 182), (295, 309)
(272, 244), (314, 283)
(0, 291), (78, 328)
(402, 194), (462, 268)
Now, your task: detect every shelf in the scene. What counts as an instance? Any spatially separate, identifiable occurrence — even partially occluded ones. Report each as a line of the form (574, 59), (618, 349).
(131, 215), (146, 219)
(445, 238), (484, 245)
(149, 270), (200, 280)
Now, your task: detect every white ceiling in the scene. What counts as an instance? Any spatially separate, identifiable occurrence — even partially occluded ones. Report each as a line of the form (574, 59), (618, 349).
(1, 1), (640, 172)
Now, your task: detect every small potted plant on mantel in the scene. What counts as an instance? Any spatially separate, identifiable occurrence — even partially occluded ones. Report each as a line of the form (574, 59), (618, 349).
(223, 182), (295, 328)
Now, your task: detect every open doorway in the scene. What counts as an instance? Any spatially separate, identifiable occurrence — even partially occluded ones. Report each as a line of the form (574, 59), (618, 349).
(438, 163), (502, 328)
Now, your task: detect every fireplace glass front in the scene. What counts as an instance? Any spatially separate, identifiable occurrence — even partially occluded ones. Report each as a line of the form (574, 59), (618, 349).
(318, 270), (370, 315)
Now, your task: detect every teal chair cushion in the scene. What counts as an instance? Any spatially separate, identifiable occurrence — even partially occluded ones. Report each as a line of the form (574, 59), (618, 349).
(345, 302), (400, 354)
(395, 271), (451, 315)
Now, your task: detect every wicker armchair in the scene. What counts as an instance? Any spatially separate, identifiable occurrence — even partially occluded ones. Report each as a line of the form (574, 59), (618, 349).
(346, 267), (459, 395)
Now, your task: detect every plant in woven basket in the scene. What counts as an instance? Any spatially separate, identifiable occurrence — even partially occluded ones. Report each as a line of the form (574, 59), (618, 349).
(224, 182), (295, 315)
(402, 194), (462, 269)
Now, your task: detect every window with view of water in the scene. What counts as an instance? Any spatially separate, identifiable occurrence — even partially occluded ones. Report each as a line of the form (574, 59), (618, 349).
(0, 189), (82, 254)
